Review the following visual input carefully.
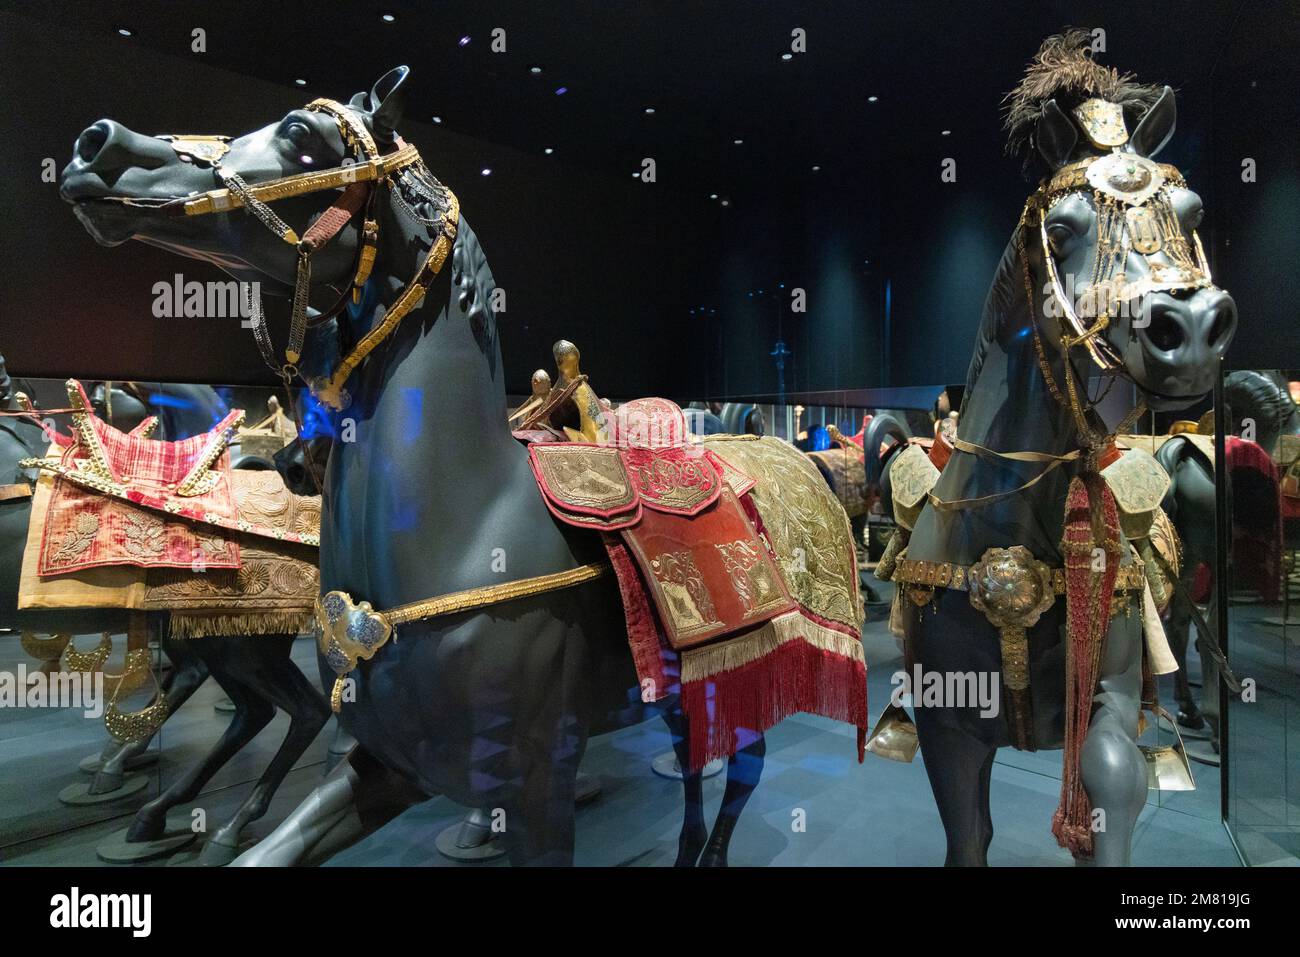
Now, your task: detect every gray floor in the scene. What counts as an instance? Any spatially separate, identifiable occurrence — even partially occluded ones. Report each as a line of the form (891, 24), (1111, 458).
(0, 576), (1279, 867)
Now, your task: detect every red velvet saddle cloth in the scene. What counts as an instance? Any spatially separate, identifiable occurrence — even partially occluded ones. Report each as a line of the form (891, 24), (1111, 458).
(38, 383), (242, 575)
(528, 397), (866, 769)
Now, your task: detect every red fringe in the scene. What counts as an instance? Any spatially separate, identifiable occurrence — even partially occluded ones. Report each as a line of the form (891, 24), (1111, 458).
(681, 634), (868, 770)
(1052, 474), (1120, 859)
(603, 535), (671, 699)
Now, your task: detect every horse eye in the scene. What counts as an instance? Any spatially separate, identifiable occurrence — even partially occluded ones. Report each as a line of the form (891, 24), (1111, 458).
(1046, 223), (1073, 255)
(284, 122), (312, 146)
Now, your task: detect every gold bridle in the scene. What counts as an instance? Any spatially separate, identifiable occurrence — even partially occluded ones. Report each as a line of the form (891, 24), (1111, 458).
(115, 98), (459, 410)
(1025, 153), (1215, 374)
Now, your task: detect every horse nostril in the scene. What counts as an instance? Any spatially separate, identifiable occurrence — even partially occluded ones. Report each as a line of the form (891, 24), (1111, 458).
(76, 124), (109, 163)
(1145, 311), (1184, 352)
(1206, 299), (1237, 350)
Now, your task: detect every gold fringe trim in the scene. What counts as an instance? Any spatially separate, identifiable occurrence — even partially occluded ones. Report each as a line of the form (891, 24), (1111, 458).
(169, 611), (314, 639)
(680, 610), (864, 683)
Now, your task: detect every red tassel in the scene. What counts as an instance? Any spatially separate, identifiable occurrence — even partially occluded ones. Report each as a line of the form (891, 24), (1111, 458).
(1052, 474), (1121, 859)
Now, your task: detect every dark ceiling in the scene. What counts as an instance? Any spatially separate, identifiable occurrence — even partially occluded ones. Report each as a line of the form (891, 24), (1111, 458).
(7, 0), (1272, 206)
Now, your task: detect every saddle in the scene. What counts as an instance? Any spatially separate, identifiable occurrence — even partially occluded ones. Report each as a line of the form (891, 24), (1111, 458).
(514, 356), (867, 769)
(19, 381), (320, 638)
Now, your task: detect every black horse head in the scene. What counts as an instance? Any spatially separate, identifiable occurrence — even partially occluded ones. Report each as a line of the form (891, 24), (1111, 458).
(61, 67), (412, 299)
(1006, 30), (1237, 411)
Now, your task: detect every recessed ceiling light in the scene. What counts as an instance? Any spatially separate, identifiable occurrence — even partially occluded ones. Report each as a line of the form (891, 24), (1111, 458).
(781, 53), (793, 61)
(431, 115), (442, 124)
(733, 138), (743, 145)
(295, 78), (307, 86)
(480, 167), (492, 176)
(867, 95), (878, 102)
(632, 172), (640, 178)
(555, 86), (568, 96)
(811, 165), (820, 172)
(941, 130), (951, 136)
(529, 65), (543, 74)
(543, 147), (554, 155)
(720, 199), (731, 207)
(644, 107), (655, 114)
(458, 35), (471, 47)
(116, 27), (134, 37)
(380, 12), (395, 23)
(709, 193), (718, 200)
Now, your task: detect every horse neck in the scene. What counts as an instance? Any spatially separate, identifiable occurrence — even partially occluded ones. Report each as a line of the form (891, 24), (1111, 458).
(359, 198), (515, 461)
(318, 192), (560, 605)
(908, 234), (1089, 564)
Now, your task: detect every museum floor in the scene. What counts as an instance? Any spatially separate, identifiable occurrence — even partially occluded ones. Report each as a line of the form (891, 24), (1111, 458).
(0, 576), (1264, 867)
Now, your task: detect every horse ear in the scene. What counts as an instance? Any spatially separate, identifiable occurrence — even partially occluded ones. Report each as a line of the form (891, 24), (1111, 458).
(1035, 99), (1078, 171)
(355, 66), (410, 147)
(1130, 86), (1176, 158)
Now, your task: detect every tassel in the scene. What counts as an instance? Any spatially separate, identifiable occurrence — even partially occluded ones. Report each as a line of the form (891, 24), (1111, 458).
(1052, 473), (1121, 858)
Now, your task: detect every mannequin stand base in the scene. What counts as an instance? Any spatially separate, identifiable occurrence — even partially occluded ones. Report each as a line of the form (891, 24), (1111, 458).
(436, 772), (604, 862)
(97, 826), (197, 863)
(651, 753), (725, 780)
(59, 773), (149, 806)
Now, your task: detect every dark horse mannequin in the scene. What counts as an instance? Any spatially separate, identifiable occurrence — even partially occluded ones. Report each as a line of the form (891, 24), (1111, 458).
(0, 372), (327, 864)
(889, 34), (1236, 866)
(57, 68), (826, 866)
(1158, 370), (1300, 753)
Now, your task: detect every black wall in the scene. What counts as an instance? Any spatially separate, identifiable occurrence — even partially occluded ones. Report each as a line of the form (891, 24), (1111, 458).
(2, 7), (1297, 404)
(0, 11), (722, 400)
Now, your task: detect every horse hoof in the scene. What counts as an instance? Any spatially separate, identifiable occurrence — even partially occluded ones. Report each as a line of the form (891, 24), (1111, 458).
(197, 838), (241, 867)
(125, 816), (166, 843)
(674, 822), (708, 866)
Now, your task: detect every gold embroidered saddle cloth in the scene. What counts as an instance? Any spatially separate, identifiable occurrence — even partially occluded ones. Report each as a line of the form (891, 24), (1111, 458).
(525, 398), (869, 768)
(21, 465), (321, 636)
(527, 397), (789, 648)
(36, 381), (244, 575)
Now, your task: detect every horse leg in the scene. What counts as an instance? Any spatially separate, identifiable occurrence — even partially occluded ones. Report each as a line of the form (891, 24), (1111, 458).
(229, 744), (422, 866)
(913, 593), (998, 866)
(198, 636), (331, 865)
(90, 636), (211, 794)
(698, 730), (765, 868)
(126, 662), (274, 842)
(1165, 561), (1204, 727)
(1079, 609), (1147, 867)
(662, 706), (707, 866)
(916, 709), (996, 866)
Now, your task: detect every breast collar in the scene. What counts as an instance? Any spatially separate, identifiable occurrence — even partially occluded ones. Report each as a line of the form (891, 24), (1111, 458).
(140, 97), (459, 410)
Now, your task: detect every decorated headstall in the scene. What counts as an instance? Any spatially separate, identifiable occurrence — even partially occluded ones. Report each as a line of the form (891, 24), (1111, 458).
(140, 97), (460, 411)
(1025, 97), (1213, 372)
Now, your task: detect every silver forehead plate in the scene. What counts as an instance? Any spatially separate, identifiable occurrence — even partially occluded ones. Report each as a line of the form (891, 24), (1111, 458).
(1086, 153), (1165, 206)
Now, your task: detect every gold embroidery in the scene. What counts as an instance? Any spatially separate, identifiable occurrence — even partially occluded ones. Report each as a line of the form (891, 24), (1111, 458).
(51, 511), (100, 564)
(703, 436), (860, 628)
(532, 445), (636, 512)
(650, 550), (720, 637)
(715, 538), (785, 615)
(122, 512), (166, 559)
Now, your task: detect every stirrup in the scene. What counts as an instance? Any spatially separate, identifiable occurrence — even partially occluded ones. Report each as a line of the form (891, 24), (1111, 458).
(63, 633), (112, 673)
(103, 660), (169, 745)
(864, 702), (920, 763)
(20, 631), (71, 663)
(1140, 706), (1196, 791)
